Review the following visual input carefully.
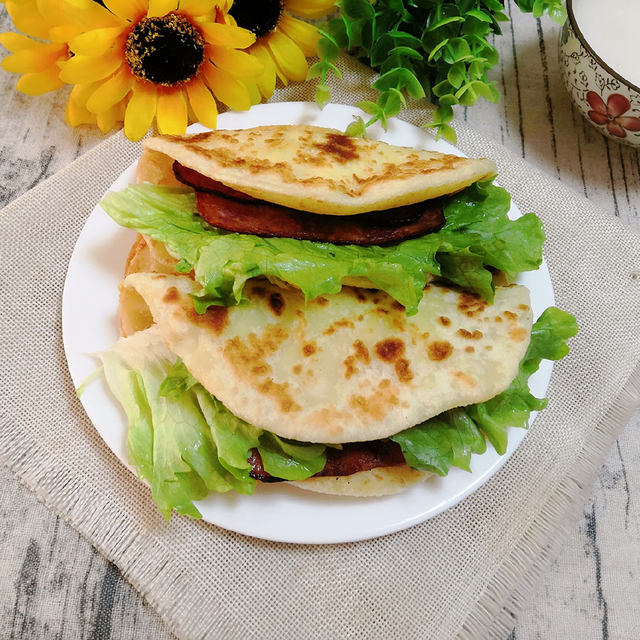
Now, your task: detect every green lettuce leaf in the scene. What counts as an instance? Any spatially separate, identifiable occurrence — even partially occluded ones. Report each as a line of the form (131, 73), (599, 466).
(100, 180), (544, 315)
(98, 329), (327, 519)
(391, 307), (578, 475)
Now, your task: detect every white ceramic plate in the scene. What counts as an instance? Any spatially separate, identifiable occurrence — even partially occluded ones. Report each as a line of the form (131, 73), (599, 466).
(63, 102), (555, 544)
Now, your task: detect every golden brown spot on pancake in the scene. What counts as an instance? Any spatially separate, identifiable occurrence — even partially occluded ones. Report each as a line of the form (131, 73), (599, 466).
(302, 342), (317, 357)
(504, 310), (517, 320)
(518, 304), (530, 311)
(187, 306), (229, 335)
(343, 356), (358, 380)
(257, 378), (300, 413)
(251, 364), (271, 376)
(376, 307), (389, 315)
(268, 292), (285, 316)
(357, 314), (364, 321)
(395, 358), (413, 383)
(224, 327), (288, 379)
(353, 340), (370, 364)
(458, 292), (486, 318)
(375, 338), (405, 362)
(348, 388), (399, 421)
(292, 364), (302, 375)
(451, 371), (476, 387)
(314, 296), (329, 306)
(495, 316), (503, 323)
(314, 133), (359, 162)
(428, 340), (453, 361)
(438, 316), (451, 327)
(393, 316), (406, 332)
(509, 326), (528, 343)
(323, 318), (355, 335)
(162, 286), (179, 303)
(456, 329), (483, 340)
(485, 345), (493, 351)
(465, 346), (475, 353)
(379, 379), (391, 389)
(392, 300), (404, 311)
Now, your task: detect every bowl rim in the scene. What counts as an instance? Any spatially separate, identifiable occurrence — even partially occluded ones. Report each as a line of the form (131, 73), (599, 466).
(566, 0), (640, 95)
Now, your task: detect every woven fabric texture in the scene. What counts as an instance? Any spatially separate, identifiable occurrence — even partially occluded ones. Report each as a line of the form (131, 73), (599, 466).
(1, 56), (640, 640)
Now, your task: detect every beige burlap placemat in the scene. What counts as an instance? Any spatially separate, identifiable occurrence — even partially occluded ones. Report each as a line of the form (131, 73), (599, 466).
(2, 56), (640, 639)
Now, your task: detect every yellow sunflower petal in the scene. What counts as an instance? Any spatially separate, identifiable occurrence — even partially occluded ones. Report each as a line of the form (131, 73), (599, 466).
(49, 25), (83, 44)
(58, 50), (123, 84)
(102, 0), (147, 22)
(66, 95), (96, 127)
(35, 0), (70, 29)
(241, 79), (262, 106)
(4, 2), (50, 39)
(199, 23), (255, 49)
(157, 90), (188, 134)
(125, 84), (157, 140)
(147, 0), (179, 18)
(96, 104), (123, 133)
(185, 77), (218, 129)
(1, 44), (66, 74)
(86, 67), (133, 113)
(207, 45), (264, 78)
(64, 0), (123, 30)
(278, 14), (319, 57)
(70, 81), (101, 107)
(201, 61), (251, 111)
(0, 32), (40, 53)
(249, 44), (276, 99)
(285, 0), (336, 19)
(266, 30), (308, 82)
(69, 26), (126, 56)
(177, 0), (216, 16)
(16, 67), (65, 95)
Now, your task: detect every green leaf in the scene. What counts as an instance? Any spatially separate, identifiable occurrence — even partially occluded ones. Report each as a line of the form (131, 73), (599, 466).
(101, 181), (545, 317)
(343, 0), (375, 20)
(373, 67), (426, 99)
(388, 45), (424, 61)
(466, 9), (492, 23)
(315, 83), (331, 108)
(344, 116), (366, 137)
(447, 61), (466, 89)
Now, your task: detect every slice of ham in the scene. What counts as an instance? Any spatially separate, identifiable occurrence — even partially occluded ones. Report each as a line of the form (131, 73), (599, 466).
(173, 162), (445, 246)
(248, 440), (406, 483)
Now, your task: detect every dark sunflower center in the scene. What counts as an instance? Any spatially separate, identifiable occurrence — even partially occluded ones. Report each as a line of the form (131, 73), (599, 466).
(228, 0), (284, 38)
(125, 13), (205, 86)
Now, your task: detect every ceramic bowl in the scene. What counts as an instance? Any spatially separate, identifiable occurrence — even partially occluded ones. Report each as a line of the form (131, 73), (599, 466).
(559, 0), (640, 146)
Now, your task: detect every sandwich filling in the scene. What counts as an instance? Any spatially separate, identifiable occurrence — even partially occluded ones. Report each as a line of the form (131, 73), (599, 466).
(173, 161), (446, 245)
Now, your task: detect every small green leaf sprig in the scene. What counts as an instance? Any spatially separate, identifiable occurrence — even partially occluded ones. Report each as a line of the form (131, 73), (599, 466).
(310, 0), (567, 142)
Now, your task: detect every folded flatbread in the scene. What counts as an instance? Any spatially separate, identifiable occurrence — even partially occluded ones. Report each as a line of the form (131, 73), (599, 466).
(142, 125), (496, 215)
(123, 272), (532, 444)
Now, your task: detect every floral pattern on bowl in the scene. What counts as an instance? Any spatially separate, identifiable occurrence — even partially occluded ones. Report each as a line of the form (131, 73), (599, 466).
(560, 18), (640, 147)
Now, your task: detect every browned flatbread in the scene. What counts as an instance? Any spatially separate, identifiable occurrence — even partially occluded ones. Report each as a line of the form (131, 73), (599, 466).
(143, 125), (496, 215)
(122, 272), (532, 444)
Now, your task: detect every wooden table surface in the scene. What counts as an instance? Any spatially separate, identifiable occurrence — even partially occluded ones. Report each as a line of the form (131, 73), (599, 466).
(1, 3), (639, 638)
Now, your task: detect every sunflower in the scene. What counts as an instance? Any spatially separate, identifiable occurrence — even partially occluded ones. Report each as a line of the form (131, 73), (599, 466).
(0, 0), (117, 98)
(57, 1), (264, 140)
(221, 0), (336, 100)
